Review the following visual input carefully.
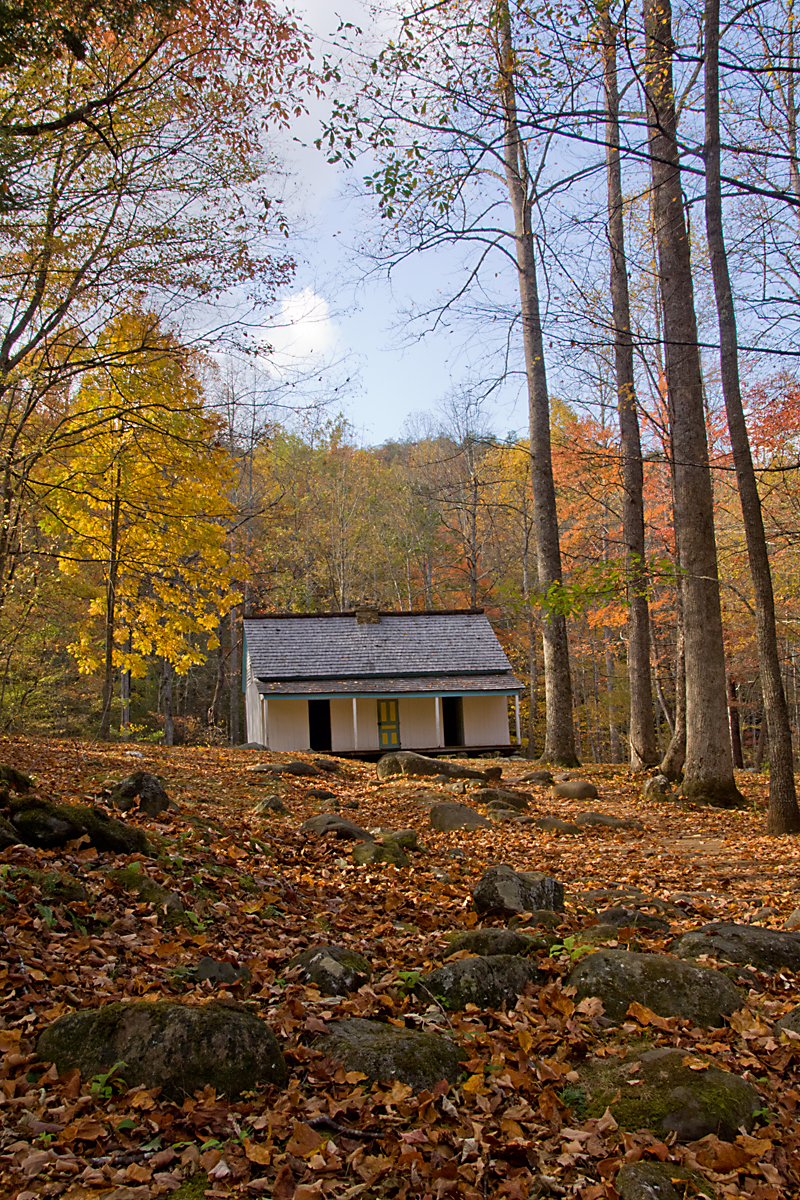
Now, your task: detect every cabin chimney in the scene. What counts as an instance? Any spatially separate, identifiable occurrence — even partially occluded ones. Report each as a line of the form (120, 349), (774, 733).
(355, 603), (381, 625)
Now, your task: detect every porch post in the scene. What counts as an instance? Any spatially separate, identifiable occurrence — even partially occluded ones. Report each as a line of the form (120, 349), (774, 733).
(514, 695), (520, 746)
(352, 697), (359, 750)
(435, 696), (441, 746)
(262, 697), (269, 748)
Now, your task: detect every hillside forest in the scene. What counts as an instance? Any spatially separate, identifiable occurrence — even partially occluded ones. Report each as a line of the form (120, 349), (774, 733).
(4, 0), (800, 830)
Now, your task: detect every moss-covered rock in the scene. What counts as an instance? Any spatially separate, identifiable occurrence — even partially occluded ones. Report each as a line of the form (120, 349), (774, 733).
(314, 1017), (466, 1093)
(107, 866), (184, 917)
(16, 868), (88, 903)
(376, 751), (500, 783)
(36, 1001), (286, 1101)
(616, 1161), (712, 1200)
(352, 839), (409, 867)
(387, 829), (420, 851)
(290, 944), (371, 996)
(672, 922), (800, 973)
(472, 864), (564, 916)
(445, 928), (538, 957)
(578, 1047), (760, 1141)
(193, 956), (251, 985)
(416, 953), (541, 1010)
(9, 798), (149, 855)
(108, 771), (171, 818)
(300, 813), (375, 841)
(0, 764), (32, 792)
(0, 814), (20, 849)
(569, 949), (742, 1026)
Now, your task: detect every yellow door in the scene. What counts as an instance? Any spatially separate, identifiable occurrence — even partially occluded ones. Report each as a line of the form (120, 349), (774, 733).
(377, 699), (400, 748)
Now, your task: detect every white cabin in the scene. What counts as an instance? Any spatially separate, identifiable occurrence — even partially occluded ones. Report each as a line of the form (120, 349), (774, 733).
(242, 607), (522, 755)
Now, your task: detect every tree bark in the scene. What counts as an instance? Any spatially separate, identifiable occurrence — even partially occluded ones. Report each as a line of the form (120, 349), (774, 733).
(727, 676), (744, 769)
(644, 0), (741, 805)
(99, 466), (121, 741)
(704, 0), (800, 831)
(497, 0), (578, 765)
(660, 576), (687, 780)
(229, 605), (240, 746)
(162, 659), (174, 747)
(600, 9), (659, 770)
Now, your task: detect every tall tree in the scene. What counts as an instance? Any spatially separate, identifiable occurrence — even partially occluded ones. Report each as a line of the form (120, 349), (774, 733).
(599, 4), (658, 769)
(643, 0), (742, 805)
(704, 0), (800, 831)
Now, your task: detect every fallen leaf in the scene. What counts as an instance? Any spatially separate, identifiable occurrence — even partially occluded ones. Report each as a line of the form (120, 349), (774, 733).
(286, 1121), (324, 1159)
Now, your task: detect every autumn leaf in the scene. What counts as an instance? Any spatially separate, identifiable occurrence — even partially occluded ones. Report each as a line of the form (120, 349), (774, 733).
(285, 1121), (324, 1159)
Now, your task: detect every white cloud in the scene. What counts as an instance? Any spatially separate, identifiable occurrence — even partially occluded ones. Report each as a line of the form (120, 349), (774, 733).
(263, 287), (339, 366)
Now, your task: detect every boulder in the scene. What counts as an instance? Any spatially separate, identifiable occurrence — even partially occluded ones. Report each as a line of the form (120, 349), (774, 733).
(312, 758), (342, 773)
(550, 780), (598, 800)
(0, 814), (20, 849)
(616, 1161), (718, 1199)
(15, 868), (88, 903)
(597, 907), (671, 933)
(107, 866), (184, 917)
(253, 795), (289, 815)
(239, 742), (268, 750)
(775, 1005), (800, 1037)
(306, 788), (337, 801)
(569, 949), (742, 1026)
(376, 751), (501, 783)
(534, 816), (582, 834)
(108, 772), (171, 818)
(471, 787), (531, 811)
(429, 802), (491, 832)
(575, 812), (644, 830)
(446, 928), (537, 958)
(290, 945), (371, 996)
(194, 956), (251, 985)
(352, 839), (409, 867)
(782, 908), (800, 931)
(36, 1001), (286, 1101)
(0, 765), (32, 792)
(578, 1047), (760, 1140)
(642, 775), (675, 801)
(516, 770), (554, 786)
(9, 798), (149, 855)
(416, 954), (541, 1010)
(388, 828), (420, 850)
(251, 761), (324, 778)
(672, 922), (800, 973)
(300, 814), (375, 841)
(314, 1017), (466, 1093)
(473, 864), (564, 915)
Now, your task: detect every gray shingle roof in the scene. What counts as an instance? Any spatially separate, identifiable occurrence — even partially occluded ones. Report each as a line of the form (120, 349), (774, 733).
(243, 611), (519, 687)
(254, 672), (521, 697)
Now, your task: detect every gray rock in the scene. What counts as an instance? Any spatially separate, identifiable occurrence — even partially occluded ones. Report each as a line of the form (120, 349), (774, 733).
(513, 909), (564, 930)
(473, 864), (564, 915)
(312, 758), (342, 773)
(597, 907), (671, 933)
(516, 770), (554, 786)
(673, 922), (800, 972)
(0, 765), (32, 792)
(388, 828), (420, 850)
(534, 816), (582, 834)
(306, 788), (337, 800)
(578, 1047), (760, 1141)
(429, 802), (491, 832)
(782, 908), (800, 931)
(616, 1161), (714, 1199)
(37, 1001), (286, 1101)
(9, 798), (150, 855)
(416, 954), (541, 1010)
(253, 795), (289, 815)
(300, 813), (375, 840)
(550, 780), (598, 800)
(108, 771), (171, 818)
(575, 812), (644, 830)
(251, 761), (325, 777)
(376, 751), (501, 783)
(290, 945), (371, 996)
(569, 949), (742, 1026)
(194, 956), (251, 985)
(775, 1005), (800, 1036)
(239, 742), (268, 750)
(444, 780), (467, 795)
(471, 788), (531, 811)
(446, 928), (536, 957)
(642, 775), (674, 801)
(352, 839), (409, 867)
(314, 1017), (466, 1093)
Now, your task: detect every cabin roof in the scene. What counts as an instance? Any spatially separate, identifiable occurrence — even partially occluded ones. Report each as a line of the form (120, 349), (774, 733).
(243, 610), (521, 693)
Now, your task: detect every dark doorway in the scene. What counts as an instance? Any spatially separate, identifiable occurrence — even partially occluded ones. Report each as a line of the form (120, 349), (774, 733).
(308, 699), (332, 751)
(441, 696), (464, 747)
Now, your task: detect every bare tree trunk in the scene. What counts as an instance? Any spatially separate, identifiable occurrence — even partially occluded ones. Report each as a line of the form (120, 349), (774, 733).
(727, 676), (744, 769)
(162, 659), (174, 747)
(497, 0), (578, 765)
(755, 712), (767, 770)
(120, 630), (131, 736)
(660, 579), (686, 780)
(644, 0), (741, 806)
(99, 469), (121, 741)
(229, 605), (240, 746)
(705, 0), (800, 831)
(208, 617), (225, 731)
(601, 10), (659, 770)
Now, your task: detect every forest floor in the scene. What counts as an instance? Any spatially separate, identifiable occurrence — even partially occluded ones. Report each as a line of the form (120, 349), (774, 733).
(0, 735), (799, 1200)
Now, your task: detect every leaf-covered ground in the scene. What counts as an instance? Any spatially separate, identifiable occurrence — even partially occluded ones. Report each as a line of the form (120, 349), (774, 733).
(0, 736), (799, 1200)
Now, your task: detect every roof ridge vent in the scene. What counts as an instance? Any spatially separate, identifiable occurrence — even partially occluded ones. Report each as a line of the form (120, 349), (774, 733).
(355, 602), (381, 625)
